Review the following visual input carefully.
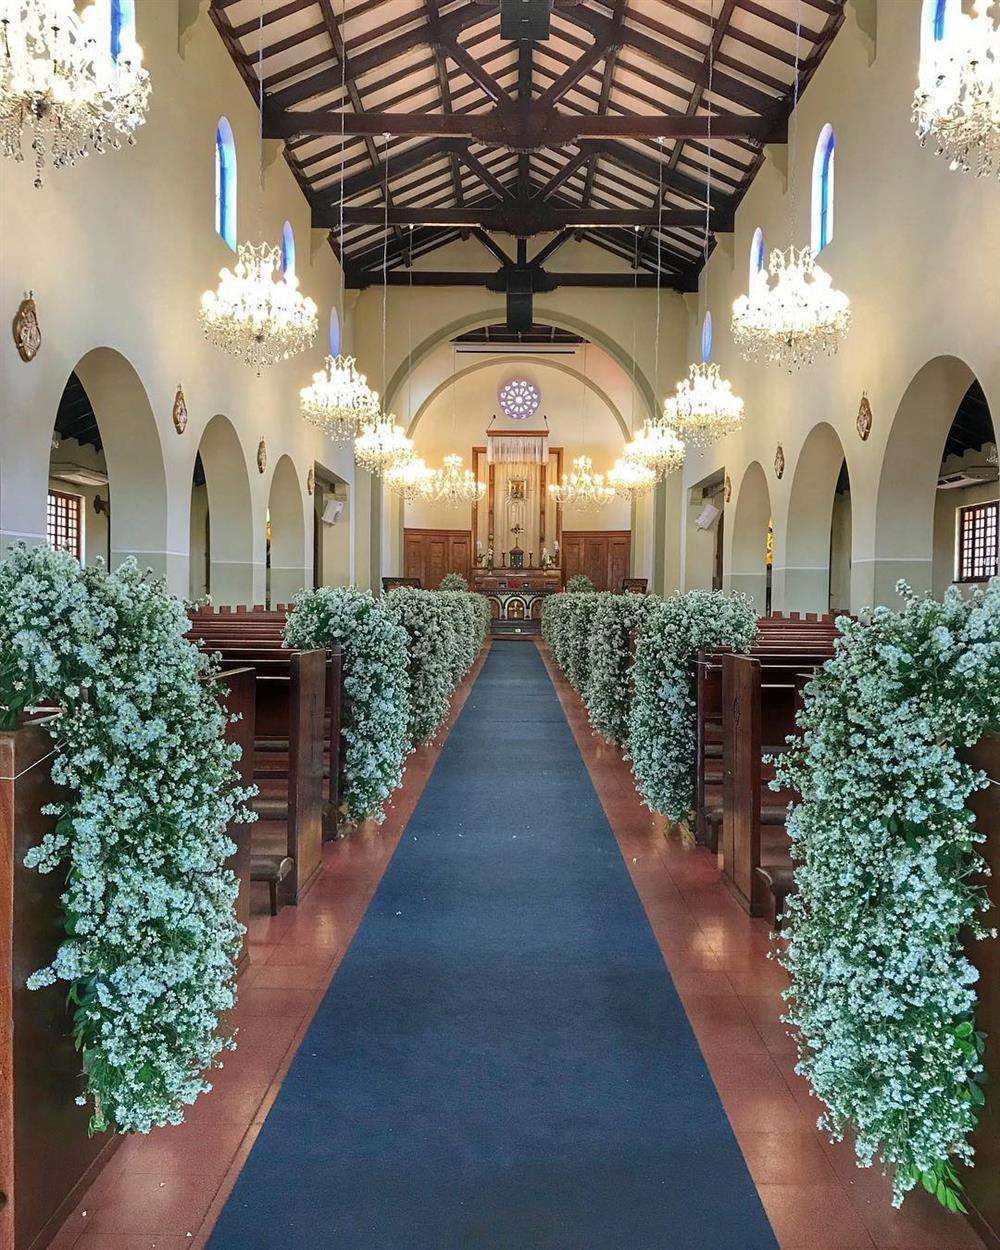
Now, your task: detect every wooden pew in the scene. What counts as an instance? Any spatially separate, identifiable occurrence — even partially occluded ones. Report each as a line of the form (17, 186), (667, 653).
(211, 667), (256, 969)
(1, 716), (120, 1250)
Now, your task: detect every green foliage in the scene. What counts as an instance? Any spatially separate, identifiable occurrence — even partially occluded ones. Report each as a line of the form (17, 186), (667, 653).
(384, 587), (460, 744)
(0, 546), (252, 1134)
(438, 572), (468, 592)
(627, 590), (757, 819)
(541, 591), (608, 696)
(774, 581), (1000, 1209)
(585, 593), (658, 744)
(565, 573), (595, 593)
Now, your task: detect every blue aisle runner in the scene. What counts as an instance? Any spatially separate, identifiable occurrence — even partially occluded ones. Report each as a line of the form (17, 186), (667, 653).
(209, 642), (777, 1249)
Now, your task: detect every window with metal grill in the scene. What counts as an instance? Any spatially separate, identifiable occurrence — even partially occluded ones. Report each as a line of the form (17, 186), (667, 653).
(46, 490), (82, 561)
(957, 500), (999, 583)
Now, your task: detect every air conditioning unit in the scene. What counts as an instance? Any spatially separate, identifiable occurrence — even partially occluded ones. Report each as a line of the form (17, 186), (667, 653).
(50, 462), (109, 488)
(937, 464), (998, 491)
(694, 502), (721, 530)
(321, 499), (345, 525)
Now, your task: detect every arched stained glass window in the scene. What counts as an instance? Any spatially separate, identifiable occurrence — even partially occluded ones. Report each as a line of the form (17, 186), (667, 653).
(329, 308), (341, 356)
(215, 117), (237, 251)
(810, 124), (836, 253)
(110, 0), (135, 63)
(281, 221), (295, 278)
(749, 227), (765, 284)
(701, 311), (713, 363)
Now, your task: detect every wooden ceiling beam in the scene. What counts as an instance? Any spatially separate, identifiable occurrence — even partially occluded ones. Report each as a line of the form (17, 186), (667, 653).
(265, 108), (784, 144)
(320, 204), (734, 231)
(534, 23), (619, 110)
(574, 137), (735, 210)
(343, 268), (679, 290)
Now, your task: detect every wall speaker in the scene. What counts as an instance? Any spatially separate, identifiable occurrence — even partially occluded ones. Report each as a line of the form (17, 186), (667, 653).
(694, 502), (721, 531)
(321, 499), (345, 525)
(501, 0), (551, 40)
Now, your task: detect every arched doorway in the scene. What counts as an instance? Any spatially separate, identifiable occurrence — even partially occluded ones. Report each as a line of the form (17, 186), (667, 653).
(728, 461), (771, 614)
(189, 414), (254, 606)
(46, 348), (168, 581)
(780, 423), (853, 614)
(873, 356), (996, 604)
(266, 455), (306, 608)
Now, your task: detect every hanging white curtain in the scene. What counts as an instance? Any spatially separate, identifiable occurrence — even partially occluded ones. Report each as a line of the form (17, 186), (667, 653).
(487, 432), (548, 465)
(492, 461), (540, 560)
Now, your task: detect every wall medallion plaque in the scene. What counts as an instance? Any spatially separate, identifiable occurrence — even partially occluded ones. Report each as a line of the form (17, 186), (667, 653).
(724, 472), (732, 503)
(172, 385), (188, 434)
(774, 444), (785, 480)
(307, 466), (315, 495)
(257, 438), (267, 474)
(856, 391), (873, 441)
(13, 292), (41, 362)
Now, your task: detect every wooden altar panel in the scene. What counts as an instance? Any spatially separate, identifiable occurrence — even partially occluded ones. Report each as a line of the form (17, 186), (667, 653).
(403, 528), (471, 589)
(561, 531), (631, 592)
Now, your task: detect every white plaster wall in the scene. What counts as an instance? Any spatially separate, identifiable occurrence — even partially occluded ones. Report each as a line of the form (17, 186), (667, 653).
(933, 483), (999, 598)
(675, 0), (998, 611)
(0, 0), (358, 599)
(47, 438), (110, 568)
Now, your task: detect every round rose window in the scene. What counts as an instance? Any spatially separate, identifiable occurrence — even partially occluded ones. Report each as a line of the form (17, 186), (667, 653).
(498, 378), (540, 421)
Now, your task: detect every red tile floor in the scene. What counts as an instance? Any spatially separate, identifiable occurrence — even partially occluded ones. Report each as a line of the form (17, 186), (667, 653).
(47, 639), (985, 1250)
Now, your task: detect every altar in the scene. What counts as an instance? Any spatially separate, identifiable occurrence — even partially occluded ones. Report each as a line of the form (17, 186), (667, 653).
(471, 568), (561, 633)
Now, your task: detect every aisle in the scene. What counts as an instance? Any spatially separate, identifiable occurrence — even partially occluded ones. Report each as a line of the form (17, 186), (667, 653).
(207, 642), (777, 1249)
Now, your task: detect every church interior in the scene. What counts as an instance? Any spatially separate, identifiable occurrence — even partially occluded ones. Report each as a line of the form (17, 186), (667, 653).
(0, 0), (998, 1247)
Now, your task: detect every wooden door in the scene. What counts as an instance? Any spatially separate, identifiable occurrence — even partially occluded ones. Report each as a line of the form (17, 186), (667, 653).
(401, 529), (472, 588)
(560, 531), (631, 591)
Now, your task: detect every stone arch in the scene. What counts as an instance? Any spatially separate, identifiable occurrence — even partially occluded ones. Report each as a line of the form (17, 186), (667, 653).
(55, 347), (169, 580)
(266, 454), (306, 607)
(779, 422), (852, 613)
(406, 355), (630, 440)
(871, 354), (992, 604)
(383, 305), (657, 426)
(190, 414), (255, 606)
(728, 460), (771, 614)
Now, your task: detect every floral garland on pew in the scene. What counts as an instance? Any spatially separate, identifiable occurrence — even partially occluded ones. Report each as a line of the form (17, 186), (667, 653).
(774, 581), (1000, 1211)
(541, 591), (608, 697)
(384, 587), (461, 745)
(0, 547), (253, 1134)
(437, 588), (491, 682)
(586, 593), (658, 745)
(285, 587), (410, 824)
(627, 590), (757, 820)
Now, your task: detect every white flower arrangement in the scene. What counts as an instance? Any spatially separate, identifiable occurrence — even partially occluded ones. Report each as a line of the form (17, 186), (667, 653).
(436, 589), (490, 682)
(0, 547), (254, 1135)
(586, 593), (658, 745)
(438, 572), (469, 592)
(541, 591), (609, 696)
(774, 580), (1000, 1211)
(384, 587), (461, 744)
(284, 587), (410, 824)
(626, 590), (757, 819)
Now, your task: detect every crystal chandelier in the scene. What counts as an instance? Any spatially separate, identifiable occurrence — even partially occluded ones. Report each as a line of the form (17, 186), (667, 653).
(0, 0), (150, 187)
(384, 455), (433, 501)
(913, 0), (1000, 178)
(426, 454), (485, 506)
(664, 363), (745, 448)
(608, 456), (657, 497)
(200, 241), (318, 374)
(548, 455), (616, 508)
(300, 354), (379, 442)
(622, 422), (686, 481)
(731, 245), (851, 371)
(354, 416), (414, 476)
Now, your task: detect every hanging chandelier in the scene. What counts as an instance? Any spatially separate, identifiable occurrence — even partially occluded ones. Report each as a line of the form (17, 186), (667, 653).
(300, 354), (379, 442)
(354, 415), (414, 476)
(200, 241), (318, 373)
(913, 0), (1000, 178)
(548, 455), (616, 508)
(664, 363), (745, 448)
(608, 456), (657, 497)
(0, 0), (150, 187)
(426, 454), (485, 506)
(623, 422), (685, 481)
(731, 245), (850, 371)
(384, 455), (433, 501)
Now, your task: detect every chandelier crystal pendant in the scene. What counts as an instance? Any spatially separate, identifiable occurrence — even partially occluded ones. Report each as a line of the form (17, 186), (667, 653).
(664, 363), (745, 448)
(200, 241), (318, 374)
(427, 454), (485, 506)
(0, 0), (151, 187)
(731, 245), (851, 371)
(913, 0), (1000, 178)
(548, 455), (616, 509)
(354, 415), (414, 476)
(300, 355), (380, 442)
(608, 456), (657, 497)
(384, 455), (434, 501)
(623, 422), (686, 481)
